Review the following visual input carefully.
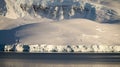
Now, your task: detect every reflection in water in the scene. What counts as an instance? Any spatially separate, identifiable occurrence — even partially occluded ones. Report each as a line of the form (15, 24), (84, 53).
(0, 52), (120, 67)
(0, 59), (120, 67)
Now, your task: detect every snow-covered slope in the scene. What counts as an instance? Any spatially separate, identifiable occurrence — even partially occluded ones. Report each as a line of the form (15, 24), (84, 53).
(0, 0), (120, 22)
(0, 0), (120, 53)
(0, 19), (120, 45)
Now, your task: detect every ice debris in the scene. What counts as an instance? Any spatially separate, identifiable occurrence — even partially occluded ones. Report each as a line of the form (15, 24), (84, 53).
(1, 44), (120, 53)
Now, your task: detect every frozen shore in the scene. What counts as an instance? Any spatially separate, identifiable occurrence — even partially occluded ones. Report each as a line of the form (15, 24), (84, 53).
(1, 44), (120, 53)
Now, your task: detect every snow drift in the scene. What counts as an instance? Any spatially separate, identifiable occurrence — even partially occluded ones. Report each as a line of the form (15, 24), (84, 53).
(0, 0), (120, 22)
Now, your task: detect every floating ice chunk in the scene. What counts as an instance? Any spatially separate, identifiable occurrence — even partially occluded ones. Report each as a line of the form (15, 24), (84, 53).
(92, 45), (99, 52)
(71, 45), (81, 52)
(85, 45), (93, 52)
(78, 45), (88, 52)
(46, 45), (57, 52)
(39, 44), (47, 52)
(98, 45), (113, 52)
(78, 45), (93, 52)
(29, 44), (39, 52)
(15, 44), (24, 52)
(65, 45), (73, 52)
(113, 46), (120, 52)
(56, 46), (66, 52)
(4, 45), (15, 51)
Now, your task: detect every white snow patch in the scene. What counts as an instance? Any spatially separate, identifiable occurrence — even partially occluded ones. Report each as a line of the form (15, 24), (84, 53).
(96, 28), (105, 32)
(93, 35), (100, 38)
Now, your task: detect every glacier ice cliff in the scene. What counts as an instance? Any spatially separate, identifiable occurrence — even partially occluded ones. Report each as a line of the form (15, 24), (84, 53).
(1, 44), (120, 53)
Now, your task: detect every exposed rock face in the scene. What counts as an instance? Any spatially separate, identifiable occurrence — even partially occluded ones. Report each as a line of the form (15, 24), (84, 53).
(0, 0), (7, 16)
(0, 0), (119, 22)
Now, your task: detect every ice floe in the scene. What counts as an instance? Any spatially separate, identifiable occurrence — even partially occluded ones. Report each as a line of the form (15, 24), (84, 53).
(1, 44), (120, 53)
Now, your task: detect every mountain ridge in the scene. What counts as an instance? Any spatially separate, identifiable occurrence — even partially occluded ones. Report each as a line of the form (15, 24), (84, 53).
(0, 0), (120, 23)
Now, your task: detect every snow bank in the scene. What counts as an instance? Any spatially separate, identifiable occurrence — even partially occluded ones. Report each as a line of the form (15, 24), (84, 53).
(2, 44), (120, 53)
(1, 0), (119, 22)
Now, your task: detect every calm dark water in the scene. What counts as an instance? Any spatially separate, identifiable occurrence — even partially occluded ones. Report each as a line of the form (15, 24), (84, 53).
(0, 59), (120, 67)
(0, 52), (120, 67)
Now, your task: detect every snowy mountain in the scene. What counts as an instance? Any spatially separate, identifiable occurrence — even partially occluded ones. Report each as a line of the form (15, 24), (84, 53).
(0, 0), (120, 22)
(0, 0), (120, 52)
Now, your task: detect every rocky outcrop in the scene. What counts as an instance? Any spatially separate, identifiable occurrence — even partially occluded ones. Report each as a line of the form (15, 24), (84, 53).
(0, 0), (7, 16)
